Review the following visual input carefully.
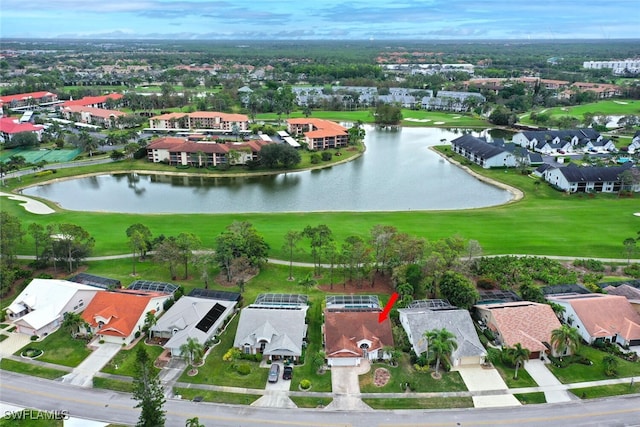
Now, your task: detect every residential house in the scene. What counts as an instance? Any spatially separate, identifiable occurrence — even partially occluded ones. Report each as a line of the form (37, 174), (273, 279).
(547, 294), (640, 347)
(287, 118), (349, 150)
(450, 134), (517, 168)
(233, 294), (308, 362)
(7, 279), (103, 337)
(324, 310), (394, 366)
(422, 91), (485, 112)
(544, 163), (639, 193)
(474, 301), (562, 359)
(629, 131), (640, 153)
(81, 290), (169, 345)
(148, 111), (249, 133)
(398, 300), (486, 367)
(513, 129), (604, 154)
(151, 296), (236, 358)
(60, 106), (127, 129)
(0, 117), (45, 144)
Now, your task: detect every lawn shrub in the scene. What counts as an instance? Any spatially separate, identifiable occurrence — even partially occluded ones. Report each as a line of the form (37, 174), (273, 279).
(321, 152), (332, 161)
(477, 277), (497, 289)
(300, 379), (311, 389)
(573, 259), (605, 272)
(236, 363), (251, 375)
(34, 170), (53, 177)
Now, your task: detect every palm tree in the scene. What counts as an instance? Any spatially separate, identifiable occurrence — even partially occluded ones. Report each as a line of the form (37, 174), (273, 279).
(506, 343), (531, 380)
(62, 311), (88, 338)
(603, 354), (619, 377)
(550, 325), (581, 358)
(185, 417), (204, 427)
(425, 328), (458, 377)
(298, 273), (317, 290)
(142, 311), (157, 340)
(180, 337), (205, 373)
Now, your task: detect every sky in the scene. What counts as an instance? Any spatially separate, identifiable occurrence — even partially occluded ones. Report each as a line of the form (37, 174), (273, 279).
(1, 0), (639, 40)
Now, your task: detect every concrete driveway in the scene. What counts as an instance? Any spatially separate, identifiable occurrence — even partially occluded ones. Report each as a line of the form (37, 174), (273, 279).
(324, 360), (372, 411)
(60, 342), (121, 387)
(456, 365), (521, 408)
(0, 332), (32, 359)
(524, 359), (574, 403)
(251, 362), (297, 408)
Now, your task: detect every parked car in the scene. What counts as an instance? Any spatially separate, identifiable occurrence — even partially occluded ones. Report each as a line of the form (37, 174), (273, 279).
(283, 366), (293, 380)
(268, 363), (280, 383)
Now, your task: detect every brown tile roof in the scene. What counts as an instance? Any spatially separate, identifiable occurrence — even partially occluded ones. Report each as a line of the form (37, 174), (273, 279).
(62, 105), (126, 118)
(82, 290), (164, 338)
(604, 285), (640, 300)
(324, 311), (393, 358)
(480, 302), (561, 353)
(548, 294), (640, 341)
(147, 137), (268, 154)
(61, 93), (123, 107)
(287, 118), (348, 138)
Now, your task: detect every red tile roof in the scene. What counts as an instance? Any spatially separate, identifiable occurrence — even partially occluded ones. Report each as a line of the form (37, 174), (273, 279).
(324, 311), (394, 358)
(548, 294), (640, 341)
(0, 91), (56, 103)
(481, 302), (561, 353)
(81, 290), (163, 338)
(0, 117), (44, 134)
(147, 137), (268, 154)
(62, 106), (126, 119)
(61, 93), (123, 107)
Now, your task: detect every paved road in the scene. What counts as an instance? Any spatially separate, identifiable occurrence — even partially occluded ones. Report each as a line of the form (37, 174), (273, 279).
(2, 371), (640, 427)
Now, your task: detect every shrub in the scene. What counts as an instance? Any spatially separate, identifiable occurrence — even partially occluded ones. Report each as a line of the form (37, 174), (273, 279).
(35, 273), (53, 279)
(321, 151), (332, 161)
(135, 331), (141, 339)
(175, 164), (190, 170)
(413, 364), (430, 373)
(477, 277), (497, 290)
(34, 170), (53, 177)
(236, 364), (251, 375)
(30, 335), (38, 341)
(300, 379), (311, 390)
(223, 348), (240, 362)
(623, 263), (640, 278)
(310, 154), (321, 164)
(483, 328), (495, 341)
(255, 354), (263, 362)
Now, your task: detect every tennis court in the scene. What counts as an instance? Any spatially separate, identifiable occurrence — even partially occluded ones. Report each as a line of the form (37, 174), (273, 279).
(0, 148), (81, 163)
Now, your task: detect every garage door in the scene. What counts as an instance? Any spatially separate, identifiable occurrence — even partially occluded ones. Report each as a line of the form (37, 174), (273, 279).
(459, 356), (482, 366)
(329, 357), (359, 367)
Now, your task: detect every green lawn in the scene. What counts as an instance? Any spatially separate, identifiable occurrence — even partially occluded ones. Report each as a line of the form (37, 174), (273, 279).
(362, 396), (473, 409)
(519, 99), (640, 125)
(0, 335), (8, 343)
(359, 357), (467, 393)
(92, 376), (134, 393)
(16, 329), (91, 367)
(548, 346), (640, 384)
(514, 392), (546, 404)
(571, 383), (640, 399)
(289, 396), (333, 408)
(101, 339), (164, 377)
(487, 349), (538, 388)
(177, 314), (268, 388)
(173, 388), (259, 405)
(0, 359), (67, 380)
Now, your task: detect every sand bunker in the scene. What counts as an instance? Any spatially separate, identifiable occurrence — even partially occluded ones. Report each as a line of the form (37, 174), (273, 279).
(0, 192), (54, 214)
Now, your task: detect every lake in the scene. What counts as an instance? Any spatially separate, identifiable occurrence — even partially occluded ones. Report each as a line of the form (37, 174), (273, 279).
(22, 127), (513, 213)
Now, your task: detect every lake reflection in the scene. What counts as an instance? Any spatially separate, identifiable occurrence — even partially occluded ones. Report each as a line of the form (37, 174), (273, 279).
(22, 127), (513, 213)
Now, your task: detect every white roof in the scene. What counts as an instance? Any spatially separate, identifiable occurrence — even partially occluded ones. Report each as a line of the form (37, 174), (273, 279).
(284, 136), (301, 147)
(152, 296), (236, 351)
(9, 279), (101, 329)
(259, 134), (273, 142)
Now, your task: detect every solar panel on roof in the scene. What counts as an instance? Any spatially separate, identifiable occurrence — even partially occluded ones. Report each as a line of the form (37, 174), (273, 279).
(195, 303), (226, 333)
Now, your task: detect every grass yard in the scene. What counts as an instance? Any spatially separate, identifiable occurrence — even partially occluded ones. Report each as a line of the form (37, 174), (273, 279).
(289, 396), (333, 408)
(173, 388), (259, 405)
(571, 383), (640, 399)
(514, 392), (546, 404)
(0, 359), (68, 380)
(92, 377), (134, 393)
(548, 346), (640, 384)
(487, 348), (538, 388)
(359, 357), (467, 393)
(362, 397), (473, 410)
(101, 339), (164, 377)
(0, 335), (8, 343)
(16, 329), (91, 367)
(177, 315), (268, 388)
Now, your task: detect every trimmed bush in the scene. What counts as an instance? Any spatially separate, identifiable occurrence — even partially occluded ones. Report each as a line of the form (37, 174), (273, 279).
(34, 170), (53, 177)
(236, 364), (251, 375)
(300, 379), (311, 390)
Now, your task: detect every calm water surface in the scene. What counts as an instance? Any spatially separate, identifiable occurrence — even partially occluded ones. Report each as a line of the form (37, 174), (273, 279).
(23, 127), (512, 213)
